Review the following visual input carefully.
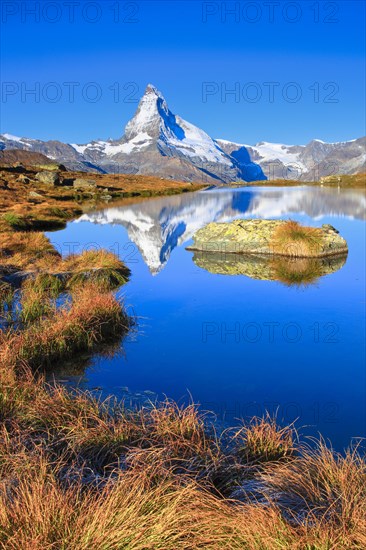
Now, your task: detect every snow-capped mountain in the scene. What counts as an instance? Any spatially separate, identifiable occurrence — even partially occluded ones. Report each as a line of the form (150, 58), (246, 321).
(0, 84), (364, 183)
(68, 84), (256, 183)
(217, 137), (366, 181)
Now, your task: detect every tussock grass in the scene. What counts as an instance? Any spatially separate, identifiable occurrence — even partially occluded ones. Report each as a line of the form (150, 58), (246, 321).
(271, 220), (324, 257)
(0, 232), (60, 271)
(1, 283), (129, 372)
(0, 281), (14, 312)
(0, 380), (364, 549)
(62, 250), (131, 290)
(18, 274), (62, 324)
(1, 234), (130, 296)
(2, 212), (28, 230)
(46, 206), (74, 219)
(0, 449), (260, 550)
(61, 249), (126, 272)
(232, 415), (295, 464)
(0, 232), (130, 278)
(257, 442), (366, 548)
(260, 441), (366, 519)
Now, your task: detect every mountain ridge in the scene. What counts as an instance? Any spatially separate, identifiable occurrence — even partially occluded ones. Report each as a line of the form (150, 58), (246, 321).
(1, 84), (365, 183)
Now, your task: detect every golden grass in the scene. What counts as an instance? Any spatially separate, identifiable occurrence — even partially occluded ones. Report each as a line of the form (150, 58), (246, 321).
(0, 231), (60, 271)
(62, 250), (131, 290)
(0, 448), (284, 550)
(1, 233), (130, 301)
(62, 249), (125, 272)
(232, 415), (295, 464)
(270, 221), (324, 257)
(18, 274), (63, 324)
(0, 377), (365, 549)
(0, 281), (14, 313)
(258, 442), (366, 548)
(1, 282), (129, 372)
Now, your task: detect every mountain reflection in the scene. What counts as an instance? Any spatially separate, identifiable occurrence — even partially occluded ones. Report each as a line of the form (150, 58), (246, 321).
(77, 187), (365, 273)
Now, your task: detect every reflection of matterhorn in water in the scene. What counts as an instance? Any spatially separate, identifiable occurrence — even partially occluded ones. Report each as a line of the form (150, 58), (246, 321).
(77, 187), (365, 274)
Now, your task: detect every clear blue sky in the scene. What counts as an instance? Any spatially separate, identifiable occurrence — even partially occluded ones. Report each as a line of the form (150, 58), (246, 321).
(1, 0), (365, 145)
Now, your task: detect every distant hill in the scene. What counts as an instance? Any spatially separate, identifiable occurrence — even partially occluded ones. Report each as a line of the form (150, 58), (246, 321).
(0, 149), (58, 166)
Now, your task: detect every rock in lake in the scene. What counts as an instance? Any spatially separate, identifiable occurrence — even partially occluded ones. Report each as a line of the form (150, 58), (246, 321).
(187, 219), (348, 258)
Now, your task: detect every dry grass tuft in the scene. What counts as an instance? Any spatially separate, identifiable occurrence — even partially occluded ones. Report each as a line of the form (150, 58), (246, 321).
(62, 250), (131, 290)
(1, 282), (129, 372)
(18, 275), (62, 324)
(61, 249), (126, 272)
(0, 233), (130, 287)
(0, 281), (14, 313)
(0, 232), (60, 271)
(261, 441), (366, 518)
(271, 220), (324, 257)
(232, 414), (295, 464)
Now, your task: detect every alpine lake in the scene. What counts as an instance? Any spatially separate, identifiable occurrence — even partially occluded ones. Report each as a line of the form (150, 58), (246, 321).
(46, 185), (366, 451)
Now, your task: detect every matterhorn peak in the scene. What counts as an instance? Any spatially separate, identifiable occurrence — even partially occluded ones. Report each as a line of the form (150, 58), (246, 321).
(124, 83), (170, 140)
(144, 83), (164, 97)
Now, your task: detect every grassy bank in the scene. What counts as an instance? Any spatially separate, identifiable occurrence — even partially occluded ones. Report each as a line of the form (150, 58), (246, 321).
(0, 368), (365, 548)
(0, 233), (131, 368)
(1, 282), (129, 372)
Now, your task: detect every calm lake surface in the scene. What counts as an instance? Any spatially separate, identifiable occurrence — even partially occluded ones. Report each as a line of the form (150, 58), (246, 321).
(47, 186), (366, 450)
